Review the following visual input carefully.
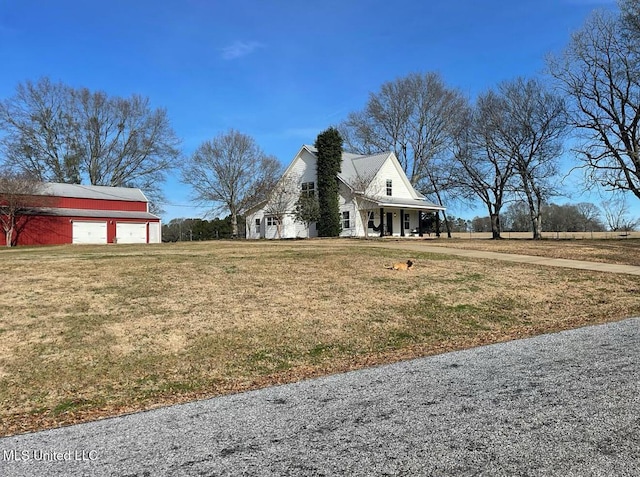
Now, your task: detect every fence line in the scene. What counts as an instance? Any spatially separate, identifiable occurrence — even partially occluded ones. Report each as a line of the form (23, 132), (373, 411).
(444, 231), (635, 240)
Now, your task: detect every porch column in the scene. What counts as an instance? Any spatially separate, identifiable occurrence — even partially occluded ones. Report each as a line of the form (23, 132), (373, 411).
(400, 209), (405, 237)
(379, 207), (384, 237)
(418, 211), (423, 237)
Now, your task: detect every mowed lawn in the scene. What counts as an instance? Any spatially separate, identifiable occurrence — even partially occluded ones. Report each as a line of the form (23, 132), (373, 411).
(1, 239), (639, 436)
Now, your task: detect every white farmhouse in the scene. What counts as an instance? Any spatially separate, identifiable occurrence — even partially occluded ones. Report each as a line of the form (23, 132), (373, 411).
(245, 145), (444, 239)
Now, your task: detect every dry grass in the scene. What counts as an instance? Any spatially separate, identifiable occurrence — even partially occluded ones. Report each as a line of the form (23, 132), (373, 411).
(422, 235), (640, 266)
(1, 239), (639, 436)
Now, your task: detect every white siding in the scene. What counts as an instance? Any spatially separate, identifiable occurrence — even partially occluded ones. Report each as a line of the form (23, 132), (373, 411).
(263, 216), (280, 239)
(246, 212), (261, 239)
(252, 212), (318, 239)
(403, 211), (416, 234)
(375, 160), (414, 200)
(390, 212), (401, 235)
(354, 206), (379, 237)
(284, 149), (319, 238)
(284, 215), (314, 239)
(362, 177), (385, 201)
(289, 149), (318, 184)
(338, 183), (357, 237)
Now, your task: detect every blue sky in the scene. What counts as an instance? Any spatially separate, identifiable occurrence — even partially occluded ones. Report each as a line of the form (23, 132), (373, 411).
(0, 0), (624, 221)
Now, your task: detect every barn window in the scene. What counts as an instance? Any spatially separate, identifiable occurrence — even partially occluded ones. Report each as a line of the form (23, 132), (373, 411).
(301, 182), (315, 197)
(342, 211), (350, 229)
(386, 179), (392, 196)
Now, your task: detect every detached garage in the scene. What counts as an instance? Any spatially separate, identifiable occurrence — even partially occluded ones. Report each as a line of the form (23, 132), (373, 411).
(1, 183), (162, 246)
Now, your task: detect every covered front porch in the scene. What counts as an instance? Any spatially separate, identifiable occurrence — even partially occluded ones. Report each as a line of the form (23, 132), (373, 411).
(366, 198), (445, 238)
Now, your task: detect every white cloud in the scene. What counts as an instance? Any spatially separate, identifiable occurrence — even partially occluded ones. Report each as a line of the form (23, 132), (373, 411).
(220, 41), (264, 60)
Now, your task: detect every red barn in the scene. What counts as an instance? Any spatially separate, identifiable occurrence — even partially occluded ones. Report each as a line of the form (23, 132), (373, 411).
(1, 183), (162, 246)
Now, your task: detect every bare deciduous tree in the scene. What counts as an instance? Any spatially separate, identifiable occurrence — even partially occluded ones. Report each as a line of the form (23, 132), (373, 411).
(181, 129), (281, 237)
(0, 170), (43, 246)
(0, 77), (181, 205)
(339, 72), (467, 234)
(451, 78), (566, 239)
(71, 88), (180, 203)
(0, 79), (79, 183)
(574, 202), (605, 232)
(450, 97), (516, 239)
(548, 8), (640, 203)
(620, 0), (640, 42)
(502, 201), (532, 232)
(497, 78), (568, 239)
(601, 195), (639, 232)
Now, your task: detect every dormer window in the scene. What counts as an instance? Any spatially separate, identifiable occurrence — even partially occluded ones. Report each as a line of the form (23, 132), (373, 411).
(386, 179), (392, 196)
(301, 182), (315, 197)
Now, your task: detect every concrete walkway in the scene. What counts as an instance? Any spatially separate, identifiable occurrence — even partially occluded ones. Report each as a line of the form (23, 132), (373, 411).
(357, 241), (640, 276)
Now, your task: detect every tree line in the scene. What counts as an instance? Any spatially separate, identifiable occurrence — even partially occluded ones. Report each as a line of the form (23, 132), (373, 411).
(160, 200), (626, 242)
(1, 0), (639, 244)
(161, 216), (244, 242)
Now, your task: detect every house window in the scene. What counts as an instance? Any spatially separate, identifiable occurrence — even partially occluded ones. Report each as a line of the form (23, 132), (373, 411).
(386, 179), (392, 196)
(342, 211), (350, 229)
(404, 214), (410, 230)
(255, 218), (260, 234)
(266, 216), (278, 227)
(301, 182), (315, 197)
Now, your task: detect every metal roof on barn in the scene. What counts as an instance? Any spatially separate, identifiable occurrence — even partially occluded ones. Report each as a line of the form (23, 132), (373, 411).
(39, 183), (149, 202)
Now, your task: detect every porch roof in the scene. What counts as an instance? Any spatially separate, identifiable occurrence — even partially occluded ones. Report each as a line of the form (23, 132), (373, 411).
(365, 196), (445, 211)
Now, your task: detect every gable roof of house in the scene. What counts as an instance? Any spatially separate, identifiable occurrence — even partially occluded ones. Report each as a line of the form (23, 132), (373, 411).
(38, 183), (149, 202)
(303, 145), (442, 209)
(303, 145), (389, 188)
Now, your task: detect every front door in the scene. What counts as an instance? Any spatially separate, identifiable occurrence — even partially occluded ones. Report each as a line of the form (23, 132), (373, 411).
(386, 212), (393, 236)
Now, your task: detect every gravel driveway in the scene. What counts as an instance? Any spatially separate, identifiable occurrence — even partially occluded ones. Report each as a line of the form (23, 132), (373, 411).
(1, 318), (638, 477)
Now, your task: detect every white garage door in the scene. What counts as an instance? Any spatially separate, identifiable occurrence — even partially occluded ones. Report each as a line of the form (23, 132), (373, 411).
(72, 221), (107, 244)
(116, 222), (147, 244)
